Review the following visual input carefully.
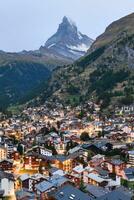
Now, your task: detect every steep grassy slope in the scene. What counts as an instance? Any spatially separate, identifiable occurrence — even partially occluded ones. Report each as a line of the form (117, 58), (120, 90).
(0, 61), (51, 110)
(89, 12), (134, 51)
(0, 38), (73, 111)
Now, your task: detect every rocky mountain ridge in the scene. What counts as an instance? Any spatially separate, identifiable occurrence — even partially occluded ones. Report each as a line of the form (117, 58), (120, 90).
(44, 16), (93, 60)
(37, 13), (134, 111)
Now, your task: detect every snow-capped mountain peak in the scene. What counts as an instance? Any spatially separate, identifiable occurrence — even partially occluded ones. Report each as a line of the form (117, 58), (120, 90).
(45, 16), (94, 60)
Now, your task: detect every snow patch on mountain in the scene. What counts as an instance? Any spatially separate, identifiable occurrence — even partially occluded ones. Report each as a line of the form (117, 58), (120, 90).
(77, 32), (83, 40)
(48, 43), (56, 49)
(67, 44), (89, 52)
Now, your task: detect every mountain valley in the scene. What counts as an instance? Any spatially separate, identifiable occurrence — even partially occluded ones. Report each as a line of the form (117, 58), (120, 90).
(0, 17), (93, 110)
(36, 13), (134, 112)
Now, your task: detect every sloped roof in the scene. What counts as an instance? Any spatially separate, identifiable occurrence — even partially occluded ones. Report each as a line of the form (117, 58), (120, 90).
(51, 184), (93, 200)
(97, 190), (131, 200)
(35, 180), (54, 192)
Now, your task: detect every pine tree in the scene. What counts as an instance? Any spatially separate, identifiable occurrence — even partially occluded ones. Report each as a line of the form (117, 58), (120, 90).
(79, 179), (86, 193)
(17, 144), (23, 155)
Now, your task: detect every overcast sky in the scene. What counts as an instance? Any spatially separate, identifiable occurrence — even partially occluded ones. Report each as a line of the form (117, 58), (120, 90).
(0, 0), (134, 52)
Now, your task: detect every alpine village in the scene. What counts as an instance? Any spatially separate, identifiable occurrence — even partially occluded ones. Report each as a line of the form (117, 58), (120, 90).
(0, 8), (134, 200)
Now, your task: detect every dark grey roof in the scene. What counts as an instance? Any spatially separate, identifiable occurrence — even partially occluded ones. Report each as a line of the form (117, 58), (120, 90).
(94, 141), (107, 148)
(35, 180), (54, 192)
(26, 151), (83, 162)
(49, 175), (69, 187)
(82, 143), (92, 149)
(51, 184), (93, 200)
(125, 167), (134, 174)
(95, 167), (109, 177)
(97, 190), (131, 200)
(54, 151), (83, 162)
(124, 167), (134, 180)
(0, 170), (14, 181)
(49, 167), (59, 174)
(0, 159), (13, 164)
(110, 159), (124, 165)
(0, 190), (4, 196)
(15, 189), (36, 200)
(116, 186), (133, 198)
(86, 184), (109, 198)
